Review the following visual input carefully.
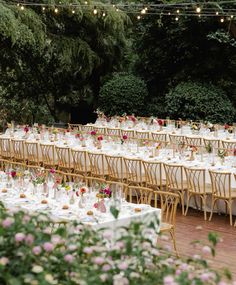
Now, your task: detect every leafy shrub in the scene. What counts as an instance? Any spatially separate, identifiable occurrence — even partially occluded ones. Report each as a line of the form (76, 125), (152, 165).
(0, 203), (233, 285)
(165, 81), (235, 123)
(98, 73), (148, 116)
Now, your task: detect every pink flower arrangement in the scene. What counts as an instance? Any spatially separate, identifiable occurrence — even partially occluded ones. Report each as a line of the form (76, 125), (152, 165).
(97, 135), (103, 141)
(122, 135), (128, 140)
(90, 130), (97, 136)
(128, 115), (136, 122)
(157, 119), (164, 126)
(25, 234), (34, 245)
(224, 124), (229, 130)
(75, 133), (80, 138)
(50, 168), (55, 174)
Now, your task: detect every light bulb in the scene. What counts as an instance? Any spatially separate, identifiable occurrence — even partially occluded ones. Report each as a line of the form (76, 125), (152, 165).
(216, 11), (219, 15)
(168, 12), (171, 15)
(72, 10), (75, 14)
(42, 6), (46, 11)
(93, 7), (98, 15)
(231, 15), (234, 18)
(84, 1), (88, 4)
(177, 9), (180, 13)
(196, 7), (201, 13)
(54, 8), (58, 13)
(145, 7), (148, 11)
(220, 18), (224, 22)
(141, 9), (146, 14)
(20, 5), (24, 10)
(102, 12), (106, 17)
(137, 15), (141, 20)
(175, 16), (179, 21)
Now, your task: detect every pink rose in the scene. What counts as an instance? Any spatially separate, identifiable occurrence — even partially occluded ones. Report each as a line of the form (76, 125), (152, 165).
(202, 245), (211, 254)
(157, 119), (164, 126)
(2, 217), (14, 228)
(118, 262), (128, 270)
(25, 234), (34, 245)
(15, 233), (25, 243)
(93, 256), (105, 265)
(64, 254), (74, 263)
(90, 130), (96, 136)
(50, 168), (55, 174)
(43, 242), (54, 252)
(122, 135), (128, 140)
(97, 135), (103, 141)
(32, 246), (42, 255)
(0, 257), (9, 266)
(83, 247), (93, 254)
(102, 264), (111, 272)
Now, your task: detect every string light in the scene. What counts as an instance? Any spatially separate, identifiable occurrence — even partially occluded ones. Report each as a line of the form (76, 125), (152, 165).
(84, 1), (88, 4)
(216, 11), (219, 15)
(137, 15), (141, 20)
(93, 6), (98, 15)
(20, 5), (24, 10)
(72, 9), (75, 14)
(54, 8), (59, 13)
(141, 8), (146, 14)
(102, 11), (106, 17)
(231, 15), (234, 18)
(116, 8), (119, 12)
(220, 17), (224, 22)
(42, 6), (45, 11)
(175, 16), (179, 21)
(196, 7), (201, 13)
(177, 9), (180, 13)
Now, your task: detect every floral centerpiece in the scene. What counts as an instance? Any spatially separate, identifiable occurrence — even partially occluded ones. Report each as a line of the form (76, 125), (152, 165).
(205, 142), (213, 154)
(218, 149), (227, 165)
(191, 123), (200, 133)
(157, 119), (164, 131)
(94, 184), (112, 212)
(224, 124), (233, 134)
(121, 134), (128, 144)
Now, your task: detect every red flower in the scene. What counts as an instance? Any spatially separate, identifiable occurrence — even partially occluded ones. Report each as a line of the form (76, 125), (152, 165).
(11, 171), (16, 178)
(75, 133), (80, 138)
(24, 126), (29, 133)
(50, 168), (55, 174)
(97, 135), (103, 141)
(224, 124), (229, 130)
(128, 115), (136, 122)
(80, 187), (86, 194)
(90, 131), (97, 136)
(122, 135), (128, 140)
(157, 119), (164, 126)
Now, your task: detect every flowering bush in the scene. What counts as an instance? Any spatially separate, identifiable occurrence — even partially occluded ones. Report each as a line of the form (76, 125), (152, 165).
(0, 203), (233, 285)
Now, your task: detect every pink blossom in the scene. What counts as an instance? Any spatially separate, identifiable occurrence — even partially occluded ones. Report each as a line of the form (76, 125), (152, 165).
(202, 245), (211, 254)
(2, 217), (14, 228)
(23, 215), (30, 223)
(64, 254), (74, 263)
(100, 274), (108, 282)
(43, 242), (54, 252)
(116, 241), (125, 249)
(164, 276), (175, 285)
(93, 256), (105, 265)
(102, 264), (111, 272)
(103, 230), (113, 239)
(25, 234), (34, 245)
(175, 269), (181, 276)
(32, 246), (42, 255)
(50, 168), (55, 174)
(15, 233), (25, 243)
(118, 262), (128, 270)
(200, 273), (211, 282)
(68, 244), (77, 251)
(83, 247), (93, 254)
(0, 257), (9, 266)
(51, 235), (62, 245)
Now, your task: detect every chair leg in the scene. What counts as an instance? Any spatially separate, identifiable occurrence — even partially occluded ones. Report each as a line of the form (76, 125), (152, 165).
(202, 196), (207, 221)
(184, 193), (190, 216)
(209, 198), (216, 221)
(180, 192), (185, 215)
(170, 229), (179, 258)
(228, 201), (233, 226)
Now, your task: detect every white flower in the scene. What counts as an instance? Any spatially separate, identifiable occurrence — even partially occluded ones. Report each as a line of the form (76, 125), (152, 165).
(45, 274), (58, 284)
(32, 265), (44, 273)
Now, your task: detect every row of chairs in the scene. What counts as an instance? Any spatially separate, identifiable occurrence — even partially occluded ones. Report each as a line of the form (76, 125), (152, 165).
(1, 137), (236, 226)
(68, 124), (236, 149)
(0, 159), (180, 255)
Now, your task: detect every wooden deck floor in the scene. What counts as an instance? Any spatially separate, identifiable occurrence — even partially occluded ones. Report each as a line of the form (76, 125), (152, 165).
(167, 208), (236, 279)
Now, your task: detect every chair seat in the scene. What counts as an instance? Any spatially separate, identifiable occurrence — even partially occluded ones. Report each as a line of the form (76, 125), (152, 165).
(160, 222), (173, 232)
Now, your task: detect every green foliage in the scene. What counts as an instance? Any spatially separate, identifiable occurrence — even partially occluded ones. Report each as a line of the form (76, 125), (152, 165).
(165, 81), (235, 123)
(98, 73), (148, 116)
(0, 0), (131, 122)
(0, 204), (231, 285)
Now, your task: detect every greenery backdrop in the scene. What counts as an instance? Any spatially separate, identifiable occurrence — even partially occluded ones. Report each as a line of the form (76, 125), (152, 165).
(0, 0), (236, 124)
